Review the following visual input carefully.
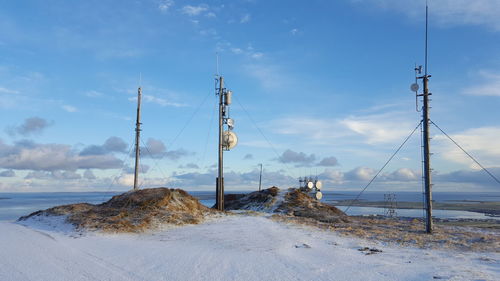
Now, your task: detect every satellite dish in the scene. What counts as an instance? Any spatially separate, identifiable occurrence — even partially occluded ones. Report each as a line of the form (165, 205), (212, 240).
(223, 130), (238, 150)
(411, 83), (419, 92)
(307, 181), (314, 189)
(315, 181), (322, 190)
(315, 191), (323, 200)
(226, 118), (234, 128)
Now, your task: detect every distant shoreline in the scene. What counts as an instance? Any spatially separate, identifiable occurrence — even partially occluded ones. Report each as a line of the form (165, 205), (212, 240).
(332, 200), (500, 217)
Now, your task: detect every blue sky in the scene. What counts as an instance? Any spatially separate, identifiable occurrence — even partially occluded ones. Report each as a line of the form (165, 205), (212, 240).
(0, 0), (499, 192)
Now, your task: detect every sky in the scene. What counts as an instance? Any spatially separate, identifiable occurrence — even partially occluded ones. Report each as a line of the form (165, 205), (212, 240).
(0, 0), (499, 193)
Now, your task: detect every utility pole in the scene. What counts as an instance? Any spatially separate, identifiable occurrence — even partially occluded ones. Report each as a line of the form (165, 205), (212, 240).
(258, 163), (263, 191)
(416, 3), (433, 233)
(133, 86), (142, 191)
(215, 75), (237, 210)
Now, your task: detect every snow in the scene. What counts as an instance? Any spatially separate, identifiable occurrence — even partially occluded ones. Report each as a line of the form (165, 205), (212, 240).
(1, 215), (499, 281)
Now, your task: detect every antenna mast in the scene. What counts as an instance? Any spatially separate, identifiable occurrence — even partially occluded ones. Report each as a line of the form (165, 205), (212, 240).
(133, 86), (142, 191)
(215, 74), (237, 211)
(414, 3), (433, 233)
(216, 76), (225, 210)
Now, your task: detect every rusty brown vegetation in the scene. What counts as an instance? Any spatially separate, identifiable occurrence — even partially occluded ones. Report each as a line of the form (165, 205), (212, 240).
(271, 215), (500, 252)
(275, 189), (349, 224)
(20, 188), (214, 233)
(18, 187), (500, 252)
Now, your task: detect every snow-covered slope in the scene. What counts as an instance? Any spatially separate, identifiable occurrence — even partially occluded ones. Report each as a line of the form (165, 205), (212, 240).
(1, 215), (498, 281)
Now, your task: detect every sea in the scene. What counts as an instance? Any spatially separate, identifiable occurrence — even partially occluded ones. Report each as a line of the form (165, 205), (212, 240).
(1, 190), (499, 222)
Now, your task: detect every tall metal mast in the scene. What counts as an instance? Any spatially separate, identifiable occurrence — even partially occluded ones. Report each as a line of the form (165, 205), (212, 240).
(216, 76), (225, 210)
(215, 75), (237, 210)
(419, 3), (433, 233)
(133, 86), (142, 191)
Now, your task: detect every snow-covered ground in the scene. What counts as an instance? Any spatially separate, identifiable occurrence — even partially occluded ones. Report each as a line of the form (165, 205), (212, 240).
(1, 215), (499, 281)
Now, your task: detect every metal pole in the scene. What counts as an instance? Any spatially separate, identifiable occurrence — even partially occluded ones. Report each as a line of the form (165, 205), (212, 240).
(216, 76), (225, 211)
(133, 87), (142, 191)
(422, 4), (433, 233)
(422, 76), (433, 233)
(258, 163), (263, 191)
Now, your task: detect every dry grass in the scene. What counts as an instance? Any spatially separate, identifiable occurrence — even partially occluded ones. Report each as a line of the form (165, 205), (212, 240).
(275, 189), (349, 224)
(20, 188), (215, 233)
(224, 186), (280, 211)
(272, 214), (500, 252)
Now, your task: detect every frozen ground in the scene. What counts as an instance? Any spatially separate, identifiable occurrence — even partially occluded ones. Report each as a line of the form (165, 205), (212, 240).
(1, 215), (499, 281)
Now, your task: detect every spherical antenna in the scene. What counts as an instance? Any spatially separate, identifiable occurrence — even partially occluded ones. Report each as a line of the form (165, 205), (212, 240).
(315, 181), (322, 190)
(307, 181), (314, 189)
(315, 191), (323, 200)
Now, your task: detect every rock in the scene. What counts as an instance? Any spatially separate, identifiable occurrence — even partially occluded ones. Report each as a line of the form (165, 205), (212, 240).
(294, 243), (311, 248)
(358, 247), (383, 255)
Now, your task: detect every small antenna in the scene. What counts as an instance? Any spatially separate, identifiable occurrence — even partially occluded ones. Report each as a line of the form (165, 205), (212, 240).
(424, 1), (429, 76)
(216, 52), (220, 77)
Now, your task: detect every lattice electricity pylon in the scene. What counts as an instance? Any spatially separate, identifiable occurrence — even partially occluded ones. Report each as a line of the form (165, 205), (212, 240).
(384, 193), (397, 218)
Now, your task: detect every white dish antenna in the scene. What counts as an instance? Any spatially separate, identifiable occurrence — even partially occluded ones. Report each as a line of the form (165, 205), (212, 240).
(315, 181), (322, 190)
(306, 181), (314, 189)
(226, 118), (234, 129)
(223, 130), (238, 150)
(315, 191), (323, 200)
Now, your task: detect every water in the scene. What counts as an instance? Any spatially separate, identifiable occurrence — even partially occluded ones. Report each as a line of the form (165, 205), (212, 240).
(1, 190), (499, 222)
(343, 206), (498, 220)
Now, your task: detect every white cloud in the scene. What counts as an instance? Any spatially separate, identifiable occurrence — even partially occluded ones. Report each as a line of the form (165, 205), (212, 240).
(199, 28), (217, 37)
(433, 126), (500, 169)
(270, 111), (416, 145)
(240, 14), (251, 23)
(290, 28), (299, 35)
(339, 112), (415, 144)
(463, 71), (500, 96)
(231, 48), (244, 54)
(228, 43), (263, 59)
(251, 52), (263, 59)
(128, 94), (185, 107)
(62, 105), (77, 112)
(85, 90), (103, 98)
(172, 168), (295, 188)
(353, 0), (500, 31)
(181, 4), (208, 16)
(0, 87), (19, 94)
(345, 166), (376, 181)
(0, 140), (123, 171)
(384, 168), (419, 181)
(243, 64), (292, 91)
(435, 167), (500, 186)
(158, 0), (174, 12)
(206, 12), (216, 18)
